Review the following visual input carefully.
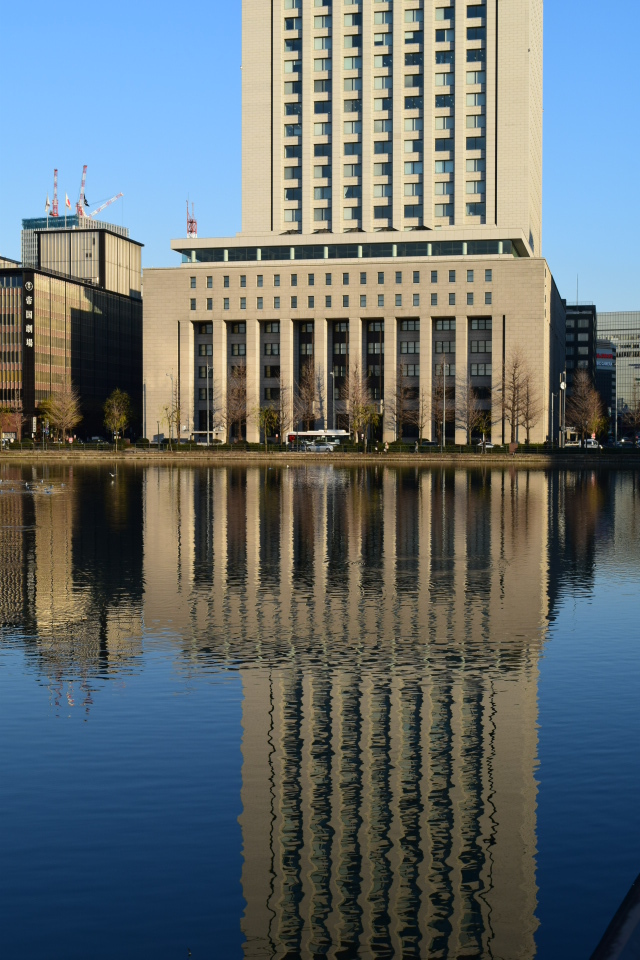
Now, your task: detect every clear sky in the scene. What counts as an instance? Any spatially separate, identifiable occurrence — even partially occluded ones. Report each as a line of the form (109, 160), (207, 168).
(0, 0), (638, 311)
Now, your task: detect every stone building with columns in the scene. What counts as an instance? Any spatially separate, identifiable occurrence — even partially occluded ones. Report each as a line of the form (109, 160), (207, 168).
(143, 0), (565, 444)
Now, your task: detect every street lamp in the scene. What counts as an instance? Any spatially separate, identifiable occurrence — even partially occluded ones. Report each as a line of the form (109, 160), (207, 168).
(559, 372), (567, 448)
(329, 370), (335, 432)
(166, 372), (174, 443)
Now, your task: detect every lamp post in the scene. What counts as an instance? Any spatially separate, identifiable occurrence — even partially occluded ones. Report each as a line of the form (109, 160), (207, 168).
(329, 370), (335, 432)
(559, 372), (567, 448)
(551, 391), (557, 446)
(206, 362), (211, 446)
(166, 372), (174, 443)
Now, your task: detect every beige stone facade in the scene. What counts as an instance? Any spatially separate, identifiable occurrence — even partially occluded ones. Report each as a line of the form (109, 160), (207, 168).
(242, 0), (542, 254)
(144, 245), (564, 444)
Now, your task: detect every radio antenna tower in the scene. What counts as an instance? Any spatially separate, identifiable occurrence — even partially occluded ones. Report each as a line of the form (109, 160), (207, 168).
(186, 201), (197, 238)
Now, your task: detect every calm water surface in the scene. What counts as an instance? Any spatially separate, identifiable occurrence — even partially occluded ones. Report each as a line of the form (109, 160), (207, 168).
(0, 463), (639, 959)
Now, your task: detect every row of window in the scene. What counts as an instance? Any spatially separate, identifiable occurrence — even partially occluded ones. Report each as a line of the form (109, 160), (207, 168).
(293, 200), (485, 221)
(285, 0), (483, 17)
(193, 268), (493, 288)
(192, 291), (494, 312)
(286, 180), (483, 198)
(285, 10), (485, 29)
(195, 319), (492, 339)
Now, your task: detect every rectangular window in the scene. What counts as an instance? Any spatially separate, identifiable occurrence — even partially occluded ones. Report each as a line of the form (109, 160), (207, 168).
(190, 298), (196, 311)
(434, 182), (453, 195)
(344, 56), (362, 70)
(400, 341), (420, 354)
(291, 295), (298, 308)
(470, 318), (492, 330)
(360, 272), (367, 284)
(485, 292), (492, 305)
(274, 296), (281, 308)
(207, 298), (212, 310)
(374, 53), (393, 68)
(395, 294), (402, 307)
(413, 294), (420, 307)
(206, 276), (212, 288)
(344, 206), (362, 220)
(264, 365), (281, 378)
(343, 294), (350, 307)
(257, 275), (264, 287)
(198, 343), (213, 356)
(467, 292), (474, 305)
(274, 275), (280, 286)
(264, 387), (280, 401)
(467, 269), (474, 282)
(240, 297), (246, 309)
(344, 142), (362, 156)
(190, 276), (196, 288)
(405, 204), (423, 218)
(199, 366), (207, 379)
(343, 273), (350, 285)
(231, 343), (246, 357)
(466, 71), (486, 84)
(378, 294), (384, 307)
(264, 343), (280, 355)
(300, 343), (314, 356)
(485, 269), (492, 282)
(436, 319), (456, 330)
(308, 296), (315, 307)
(326, 295), (332, 307)
(223, 298), (229, 310)
(435, 203), (453, 216)
(360, 295), (367, 308)
(325, 273), (332, 285)
(232, 322), (246, 334)
(374, 162), (391, 176)
(404, 161), (423, 175)
(265, 322), (280, 333)
(257, 297), (263, 309)
(314, 59), (331, 72)
(431, 293), (438, 306)
(467, 48), (486, 62)
(435, 73), (454, 86)
(435, 138), (454, 152)
(468, 4), (486, 17)
(466, 202), (486, 215)
(431, 270), (438, 283)
(449, 293), (456, 305)
(344, 163), (361, 177)
(308, 273), (315, 286)
(470, 363), (492, 376)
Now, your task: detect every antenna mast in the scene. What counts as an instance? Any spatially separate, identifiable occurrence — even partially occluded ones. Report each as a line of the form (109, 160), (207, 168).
(186, 201), (198, 238)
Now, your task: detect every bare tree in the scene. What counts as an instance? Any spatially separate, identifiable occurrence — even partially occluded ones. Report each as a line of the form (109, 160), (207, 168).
(342, 360), (380, 448)
(455, 374), (484, 445)
(40, 387), (82, 441)
(409, 387), (431, 442)
(258, 405), (279, 451)
(567, 368), (604, 443)
(225, 364), (249, 442)
(497, 349), (527, 444)
(520, 373), (543, 444)
(623, 384), (640, 445)
(0, 403), (24, 442)
(294, 361), (317, 430)
(390, 362), (418, 440)
(277, 372), (293, 443)
(161, 379), (180, 449)
(432, 366), (455, 445)
(104, 389), (131, 451)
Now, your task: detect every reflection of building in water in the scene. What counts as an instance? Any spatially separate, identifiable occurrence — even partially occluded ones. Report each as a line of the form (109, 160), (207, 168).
(0, 466), (143, 678)
(141, 464), (550, 958)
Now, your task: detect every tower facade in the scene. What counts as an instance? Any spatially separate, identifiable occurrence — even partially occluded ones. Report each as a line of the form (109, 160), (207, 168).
(242, 0), (542, 254)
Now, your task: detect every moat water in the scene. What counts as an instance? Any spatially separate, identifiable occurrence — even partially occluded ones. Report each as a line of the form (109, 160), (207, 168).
(1, 463), (639, 959)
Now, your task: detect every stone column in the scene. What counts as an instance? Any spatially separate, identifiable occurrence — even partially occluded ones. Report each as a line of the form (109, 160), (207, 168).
(280, 317), (295, 437)
(314, 316), (329, 429)
(212, 316), (227, 441)
(246, 317), (261, 442)
(383, 315), (397, 442)
(420, 314), (433, 441)
(455, 314), (469, 444)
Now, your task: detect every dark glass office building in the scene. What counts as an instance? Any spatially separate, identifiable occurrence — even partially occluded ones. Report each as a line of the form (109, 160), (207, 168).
(0, 226), (142, 437)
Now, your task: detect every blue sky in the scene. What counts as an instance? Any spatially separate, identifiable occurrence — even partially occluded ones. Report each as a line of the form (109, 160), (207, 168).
(0, 0), (637, 311)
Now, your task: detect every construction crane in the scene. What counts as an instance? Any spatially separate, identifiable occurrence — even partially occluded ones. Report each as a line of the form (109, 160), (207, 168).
(88, 193), (123, 219)
(187, 201), (197, 238)
(76, 164), (89, 217)
(51, 169), (59, 217)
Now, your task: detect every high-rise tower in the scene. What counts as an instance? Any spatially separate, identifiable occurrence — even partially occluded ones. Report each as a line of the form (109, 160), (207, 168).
(242, 0), (542, 254)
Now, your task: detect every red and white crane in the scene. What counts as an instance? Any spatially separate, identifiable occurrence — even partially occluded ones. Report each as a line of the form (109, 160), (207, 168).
(187, 201), (197, 238)
(75, 165), (89, 217)
(88, 193), (124, 219)
(52, 169), (59, 217)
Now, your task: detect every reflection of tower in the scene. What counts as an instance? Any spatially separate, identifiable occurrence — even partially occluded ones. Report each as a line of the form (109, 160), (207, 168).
(238, 467), (549, 959)
(0, 474), (36, 627)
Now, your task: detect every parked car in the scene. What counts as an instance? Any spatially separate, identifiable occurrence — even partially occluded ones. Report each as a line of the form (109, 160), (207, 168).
(475, 439), (495, 450)
(582, 438), (602, 450)
(420, 439), (439, 448)
(307, 440), (337, 452)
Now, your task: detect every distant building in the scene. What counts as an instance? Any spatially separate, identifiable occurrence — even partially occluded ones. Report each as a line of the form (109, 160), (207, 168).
(0, 225), (143, 437)
(21, 215), (130, 270)
(595, 339), (616, 424)
(597, 312), (640, 431)
(564, 303), (596, 392)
